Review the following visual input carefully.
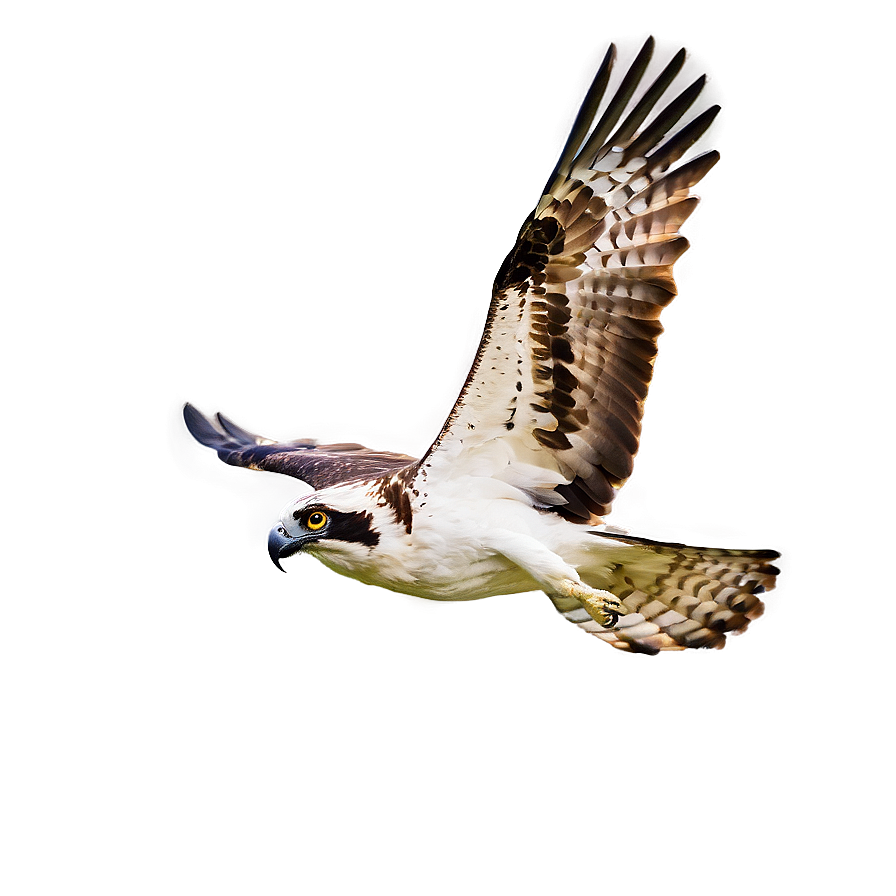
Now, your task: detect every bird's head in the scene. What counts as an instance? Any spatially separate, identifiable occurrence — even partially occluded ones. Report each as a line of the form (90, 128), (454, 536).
(267, 483), (382, 572)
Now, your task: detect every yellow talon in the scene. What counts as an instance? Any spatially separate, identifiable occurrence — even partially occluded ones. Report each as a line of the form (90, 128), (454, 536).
(560, 582), (623, 628)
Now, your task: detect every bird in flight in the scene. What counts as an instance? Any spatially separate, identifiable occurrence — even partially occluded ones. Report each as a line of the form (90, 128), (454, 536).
(185, 38), (779, 654)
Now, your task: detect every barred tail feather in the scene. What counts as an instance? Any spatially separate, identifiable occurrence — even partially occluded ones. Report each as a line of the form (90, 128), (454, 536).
(550, 533), (780, 654)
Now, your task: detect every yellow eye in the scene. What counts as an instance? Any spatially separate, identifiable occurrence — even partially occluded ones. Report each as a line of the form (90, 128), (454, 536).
(306, 511), (328, 531)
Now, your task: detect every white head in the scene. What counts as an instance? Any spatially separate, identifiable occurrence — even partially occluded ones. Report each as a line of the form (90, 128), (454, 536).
(267, 481), (386, 572)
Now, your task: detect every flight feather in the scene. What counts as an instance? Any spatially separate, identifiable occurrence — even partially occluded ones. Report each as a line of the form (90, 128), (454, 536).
(420, 37), (720, 523)
(183, 403), (417, 490)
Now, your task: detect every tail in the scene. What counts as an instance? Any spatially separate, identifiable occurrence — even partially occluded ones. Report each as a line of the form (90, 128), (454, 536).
(550, 533), (780, 654)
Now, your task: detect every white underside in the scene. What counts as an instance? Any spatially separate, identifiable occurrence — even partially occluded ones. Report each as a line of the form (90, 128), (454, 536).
(291, 474), (636, 602)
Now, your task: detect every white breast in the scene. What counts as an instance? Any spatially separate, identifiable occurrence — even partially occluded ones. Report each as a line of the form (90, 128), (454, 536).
(364, 478), (561, 600)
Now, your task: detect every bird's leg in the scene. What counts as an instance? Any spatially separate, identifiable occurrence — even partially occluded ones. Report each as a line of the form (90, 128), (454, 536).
(556, 581), (623, 628)
(486, 529), (623, 628)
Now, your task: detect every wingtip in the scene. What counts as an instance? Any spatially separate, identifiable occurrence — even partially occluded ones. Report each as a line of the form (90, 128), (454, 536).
(183, 401), (206, 434)
(183, 402), (227, 449)
(631, 36), (655, 71)
(602, 42), (617, 67)
(216, 411), (261, 444)
(704, 146), (722, 168)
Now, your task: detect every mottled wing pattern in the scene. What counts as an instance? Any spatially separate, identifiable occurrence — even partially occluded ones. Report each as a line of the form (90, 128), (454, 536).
(184, 403), (417, 489)
(550, 534), (780, 654)
(420, 39), (719, 522)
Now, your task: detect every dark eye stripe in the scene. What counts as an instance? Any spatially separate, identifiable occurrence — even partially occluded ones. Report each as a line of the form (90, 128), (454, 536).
(290, 507), (379, 547)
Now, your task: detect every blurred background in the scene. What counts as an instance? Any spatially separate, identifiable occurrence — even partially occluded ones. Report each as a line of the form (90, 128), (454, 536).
(2, 1), (892, 893)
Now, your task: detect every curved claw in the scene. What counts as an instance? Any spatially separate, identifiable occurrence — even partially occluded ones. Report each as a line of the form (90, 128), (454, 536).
(561, 582), (622, 629)
(596, 609), (619, 629)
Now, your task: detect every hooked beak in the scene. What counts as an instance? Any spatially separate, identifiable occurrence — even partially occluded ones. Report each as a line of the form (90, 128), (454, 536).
(267, 525), (305, 572)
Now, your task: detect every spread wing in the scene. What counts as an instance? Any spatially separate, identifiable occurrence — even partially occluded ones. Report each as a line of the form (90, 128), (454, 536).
(184, 403), (417, 489)
(419, 38), (719, 522)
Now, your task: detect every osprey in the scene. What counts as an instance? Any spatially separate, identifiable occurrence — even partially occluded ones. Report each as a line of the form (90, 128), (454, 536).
(185, 38), (779, 654)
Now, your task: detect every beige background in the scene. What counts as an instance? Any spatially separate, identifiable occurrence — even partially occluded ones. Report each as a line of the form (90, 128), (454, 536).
(2, 1), (892, 893)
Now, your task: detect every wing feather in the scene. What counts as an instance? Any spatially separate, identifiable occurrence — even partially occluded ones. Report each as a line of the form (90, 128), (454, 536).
(419, 40), (720, 521)
(184, 404), (417, 489)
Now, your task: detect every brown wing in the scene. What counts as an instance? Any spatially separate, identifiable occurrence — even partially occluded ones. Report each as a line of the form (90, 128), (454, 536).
(420, 39), (719, 522)
(183, 403), (417, 489)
